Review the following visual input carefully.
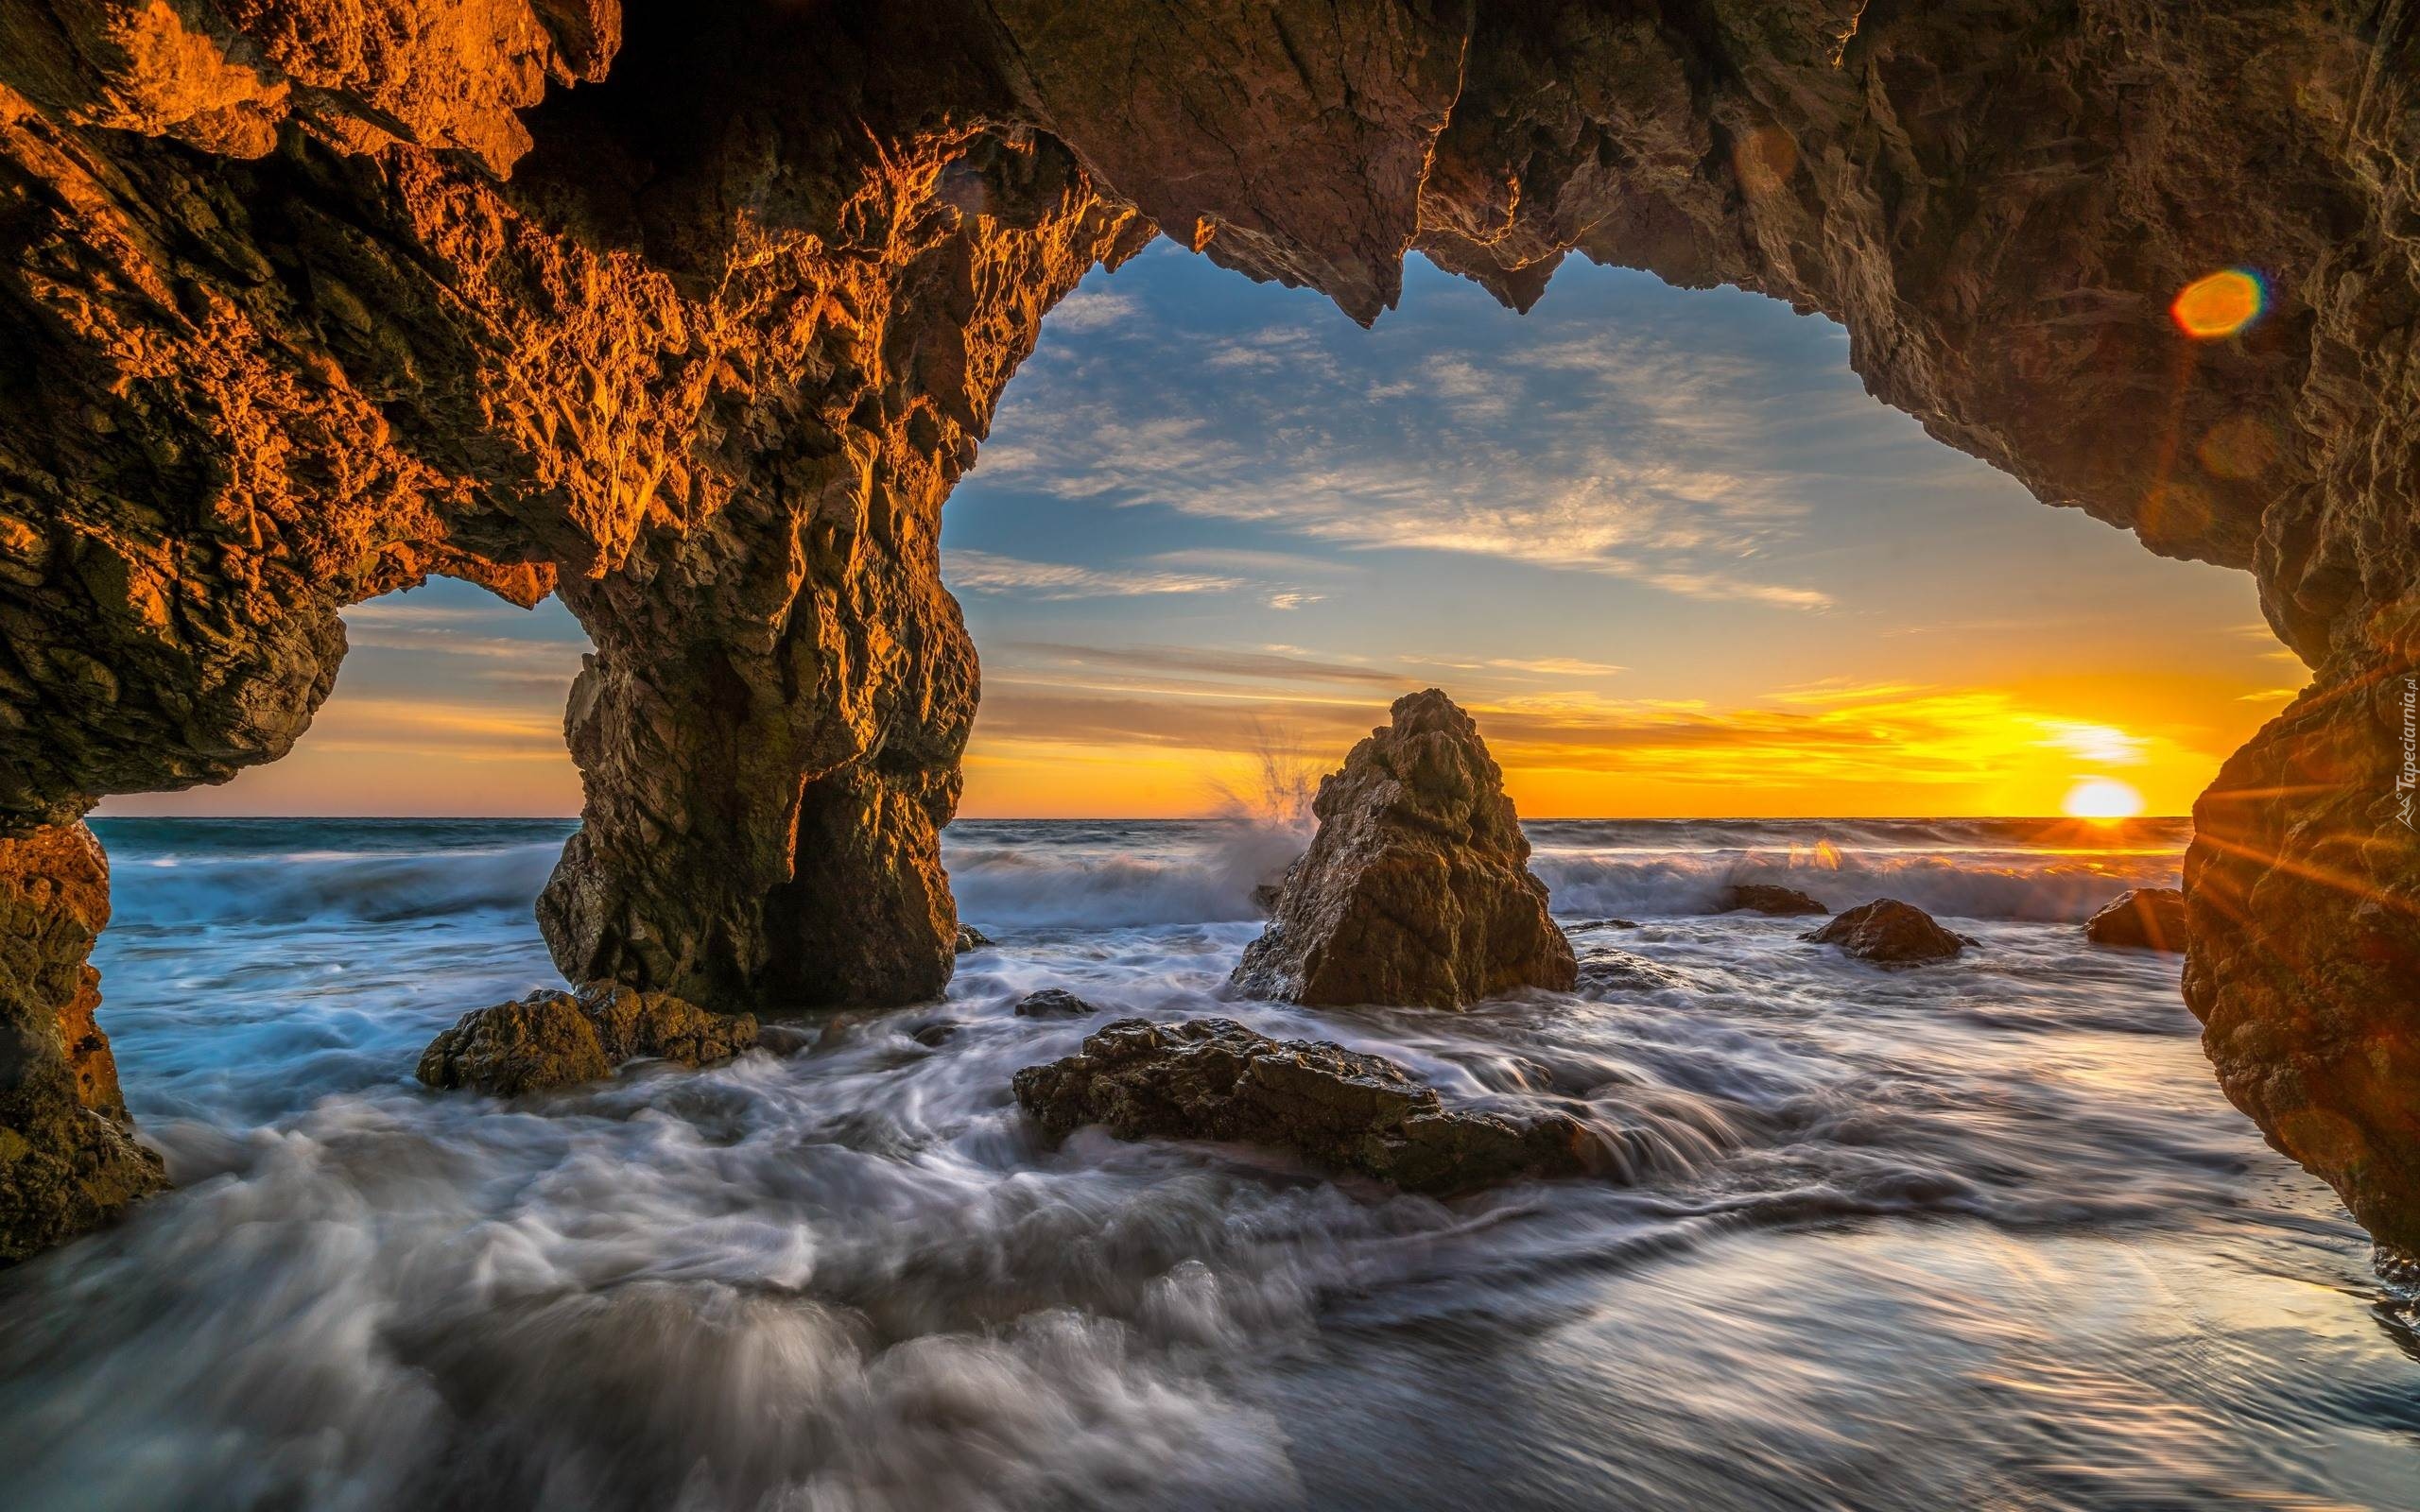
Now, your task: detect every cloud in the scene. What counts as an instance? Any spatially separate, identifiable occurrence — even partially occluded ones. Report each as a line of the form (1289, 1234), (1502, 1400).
(1000, 641), (1404, 689)
(1484, 656), (1627, 676)
(1046, 290), (1141, 334)
(965, 318), (1839, 608)
(1266, 591), (1324, 610)
(2036, 720), (2148, 765)
(942, 549), (1243, 600)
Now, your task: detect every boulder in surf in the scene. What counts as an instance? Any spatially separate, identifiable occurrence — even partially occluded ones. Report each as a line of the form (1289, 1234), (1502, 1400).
(418, 985), (758, 1095)
(1719, 883), (1830, 916)
(2083, 887), (2187, 953)
(1013, 1017), (1598, 1196)
(1802, 899), (1969, 964)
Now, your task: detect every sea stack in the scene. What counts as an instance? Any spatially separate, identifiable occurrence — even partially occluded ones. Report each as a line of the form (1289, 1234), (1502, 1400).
(1230, 689), (1576, 1007)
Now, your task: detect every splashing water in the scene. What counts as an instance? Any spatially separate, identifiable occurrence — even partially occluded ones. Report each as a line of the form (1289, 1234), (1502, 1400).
(0, 817), (2413, 1511)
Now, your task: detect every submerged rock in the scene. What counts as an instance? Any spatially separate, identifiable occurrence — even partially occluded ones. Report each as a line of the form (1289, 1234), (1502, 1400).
(1803, 900), (1969, 964)
(1576, 948), (1691, 994)
(955, 924), (995, 954)
(1014, 988), (1101, 1019)
(418, 986), (759, 1096)
(2084, 888), (2188, 953)
(1012, 1018), (1597, 1196)
(1720, 884), (1830, 917)
(1230, 690), (1576, 1007)
(1563, 918), (1641, 934)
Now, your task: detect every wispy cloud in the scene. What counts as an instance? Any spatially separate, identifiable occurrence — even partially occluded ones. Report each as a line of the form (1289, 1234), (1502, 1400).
(970, 317), (1837, 608)
(943, 549), (1243, 600)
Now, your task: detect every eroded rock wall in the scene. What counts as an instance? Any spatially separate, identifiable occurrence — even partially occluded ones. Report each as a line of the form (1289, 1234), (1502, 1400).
(0, 821), (163, 1262)
(0, 0), (2413, 1260)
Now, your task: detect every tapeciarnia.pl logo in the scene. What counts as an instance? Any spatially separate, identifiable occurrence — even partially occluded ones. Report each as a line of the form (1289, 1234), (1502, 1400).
(2400, 675), (2416, 831)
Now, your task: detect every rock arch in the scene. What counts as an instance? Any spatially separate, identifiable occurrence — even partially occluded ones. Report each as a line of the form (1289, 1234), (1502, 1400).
(0, 0), (2413, 1262)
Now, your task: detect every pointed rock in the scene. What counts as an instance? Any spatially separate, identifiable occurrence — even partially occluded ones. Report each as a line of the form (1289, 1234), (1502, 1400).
(1229, 690), (1576, 1007)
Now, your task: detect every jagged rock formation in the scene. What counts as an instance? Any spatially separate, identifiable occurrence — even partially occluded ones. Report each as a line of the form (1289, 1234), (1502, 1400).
(0, 0), (2411, 1256)
(1011, 1016), (1598, 1195)
(1803, 899), (1968, 965)
(2086, 887), (2189, 953)
(1719, 884), (1829, 917)
(1230, 690), (1576, 1007)
(0, 822), (163, 1261)
(418, 984), (757, 1096)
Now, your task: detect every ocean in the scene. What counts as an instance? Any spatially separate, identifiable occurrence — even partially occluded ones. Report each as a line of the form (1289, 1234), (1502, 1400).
(0, 816), (2414, 1510)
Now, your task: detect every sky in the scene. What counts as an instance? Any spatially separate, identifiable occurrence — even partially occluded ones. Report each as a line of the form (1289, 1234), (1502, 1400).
(101, 244), (2305, 820)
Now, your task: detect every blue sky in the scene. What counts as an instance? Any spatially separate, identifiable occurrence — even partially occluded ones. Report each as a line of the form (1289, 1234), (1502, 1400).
(105, 243), (2299, 818)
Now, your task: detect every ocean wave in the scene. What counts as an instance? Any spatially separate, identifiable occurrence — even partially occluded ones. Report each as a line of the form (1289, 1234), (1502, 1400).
(109, 841), (564, 926)
(944, 820), (1305, 929)
(1530, 845), (2179, 923)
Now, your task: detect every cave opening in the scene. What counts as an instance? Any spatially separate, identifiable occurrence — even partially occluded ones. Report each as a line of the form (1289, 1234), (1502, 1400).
(942, 241), (2298, 829)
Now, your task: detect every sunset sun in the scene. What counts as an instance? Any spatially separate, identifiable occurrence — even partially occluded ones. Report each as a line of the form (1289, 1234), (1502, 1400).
(2063, 777), (2146, 821)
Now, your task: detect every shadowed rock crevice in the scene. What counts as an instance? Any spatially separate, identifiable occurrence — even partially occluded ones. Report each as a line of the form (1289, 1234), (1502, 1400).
(0, 0), (2414, 1258)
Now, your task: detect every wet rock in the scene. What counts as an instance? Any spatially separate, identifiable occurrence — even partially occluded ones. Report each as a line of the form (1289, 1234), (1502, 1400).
(908, 1020), (960, 1048)
(1803, 900), (1968, 965)
(955, 924), (995, 954)
(1231, 691), (1576, 1007)
(1014, 988), (1101, 1020)
(416, 993), (614, 1097)
(1720, 884), (1830, 917)
(753, 1022), (817, 1057)
(2084, 888), (2188, 953)
(1576, 948), (1690, 994)
(1250, 882), (1285, 917)
(1564, 918), (1641, 933)
(1012, 1018), (1598, 1196)
(0, 823), (164, 1264)
(417, 986), (758, 1095)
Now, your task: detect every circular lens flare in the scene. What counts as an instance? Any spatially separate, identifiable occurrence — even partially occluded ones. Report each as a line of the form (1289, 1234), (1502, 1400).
(2064, 777), (2145, 822)
(2171, 268), (2266, 339)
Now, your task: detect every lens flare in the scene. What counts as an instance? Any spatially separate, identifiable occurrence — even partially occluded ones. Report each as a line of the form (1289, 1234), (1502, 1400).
(2064, 777), (2145, 822)
(2170, 268), (2266, 339)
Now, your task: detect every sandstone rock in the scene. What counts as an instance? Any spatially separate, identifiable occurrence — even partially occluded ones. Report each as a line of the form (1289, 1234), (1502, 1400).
(1231, 691), (1576, 1007)
(1011, 1017), (1597, 1196)
(417, 985), (757, 1096)
(417, 993), (614, 1097)
(1013, 988), (1099, 1020)
(0, 823), (164, 1263)
(955, 924), (995, 954)
(0, 0), (2411, 1257)
(1720, 884), (1830, 917)
(1803, 900), (1968, 965)
(2084, 888), (2188, 953)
